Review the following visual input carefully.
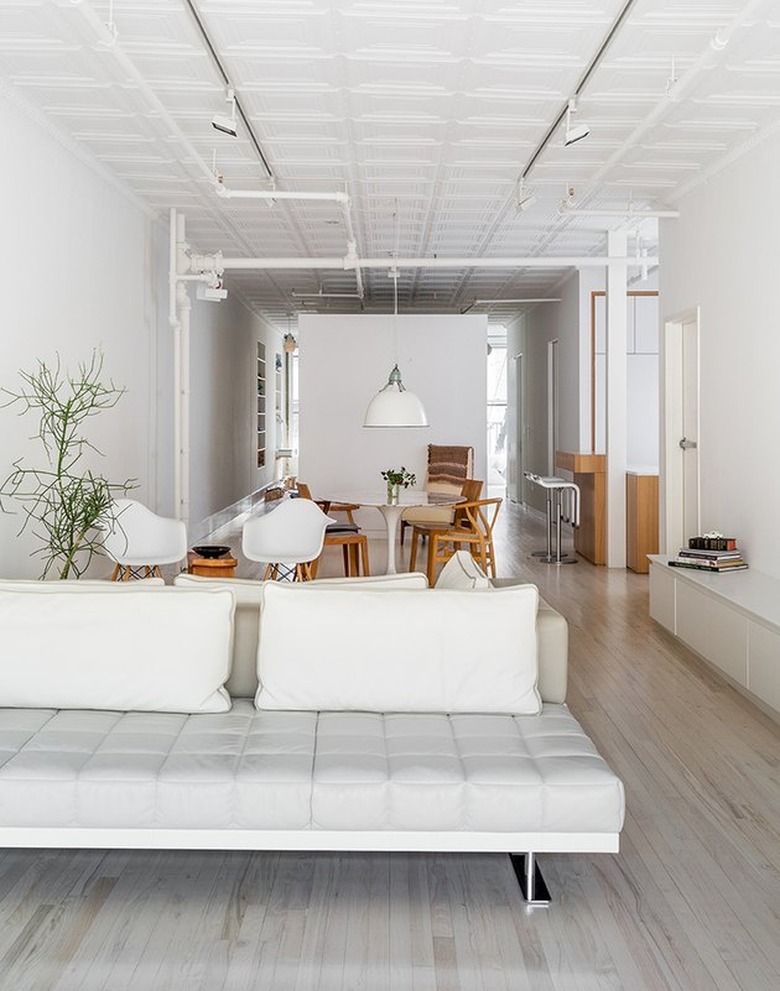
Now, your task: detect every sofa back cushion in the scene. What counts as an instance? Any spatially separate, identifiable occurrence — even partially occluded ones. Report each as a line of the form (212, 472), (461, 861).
(0, 584), (233, 712)
(255, 581), (541, 714)
(434, 550), (492, 590)
(173, 572), (429, 697)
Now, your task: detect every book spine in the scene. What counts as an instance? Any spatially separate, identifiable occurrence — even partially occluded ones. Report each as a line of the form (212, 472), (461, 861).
(669, 560), (747, 572)
(678, 550), (740, 560)
(688, 536), (737, 550)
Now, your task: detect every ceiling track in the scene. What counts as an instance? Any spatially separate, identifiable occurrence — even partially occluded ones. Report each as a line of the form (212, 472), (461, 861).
(182, 0), (274, 180)
(520, 0), (638, 181)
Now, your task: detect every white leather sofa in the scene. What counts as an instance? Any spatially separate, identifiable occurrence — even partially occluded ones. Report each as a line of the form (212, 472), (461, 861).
(0, 567), (624, 905)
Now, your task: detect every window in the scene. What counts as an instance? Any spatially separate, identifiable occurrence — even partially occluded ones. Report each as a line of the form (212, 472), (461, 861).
(487, 343), (507, 490)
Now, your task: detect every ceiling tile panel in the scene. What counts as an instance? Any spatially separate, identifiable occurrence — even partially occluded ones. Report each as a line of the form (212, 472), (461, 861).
(1, 0), (776, 326)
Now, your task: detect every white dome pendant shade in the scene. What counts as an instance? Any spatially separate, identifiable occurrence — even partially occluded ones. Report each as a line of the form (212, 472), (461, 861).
(363, 364), (429, 428)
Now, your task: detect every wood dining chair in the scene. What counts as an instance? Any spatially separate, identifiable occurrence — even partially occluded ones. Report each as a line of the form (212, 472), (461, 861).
(424, 496), (502, 586)
(407, 479), (484, 582)
(297, 483), (370, 578)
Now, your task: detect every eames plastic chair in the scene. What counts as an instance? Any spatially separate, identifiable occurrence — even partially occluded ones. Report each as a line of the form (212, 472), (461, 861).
(101, 498), (188, 581)
(242, 497), (335, 581)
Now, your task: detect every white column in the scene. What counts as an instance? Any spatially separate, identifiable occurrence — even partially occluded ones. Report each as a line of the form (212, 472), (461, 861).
(606, 231), (628, 568)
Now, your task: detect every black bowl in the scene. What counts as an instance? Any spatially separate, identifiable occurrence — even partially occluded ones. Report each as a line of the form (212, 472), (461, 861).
(192, 544), (231, 559)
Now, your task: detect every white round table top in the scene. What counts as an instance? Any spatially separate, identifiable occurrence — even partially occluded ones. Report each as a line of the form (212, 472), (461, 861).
(325, 489), (462, 509)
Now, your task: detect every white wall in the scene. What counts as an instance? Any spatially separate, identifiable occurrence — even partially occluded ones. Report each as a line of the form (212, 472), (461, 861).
(0, 94), (168, 578)
(660, 131), (780, 577)
(0, 92), (271, 576)
(188, 293), (281, 533)
(298, 314), (487, 530)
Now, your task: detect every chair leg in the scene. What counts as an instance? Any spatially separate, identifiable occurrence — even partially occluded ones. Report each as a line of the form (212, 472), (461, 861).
(400, 519), (407, 546)
(342, 544), (351, 576)
(409, 529), (420, 572)
(427, 537), (439, 587)
(110, 564), (120, 581)
(349, 542), (360, 576)
(359, 536), (370, 576)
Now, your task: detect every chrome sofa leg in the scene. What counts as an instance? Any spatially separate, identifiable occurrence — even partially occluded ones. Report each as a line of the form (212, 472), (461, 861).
(509, 853), (551, 906)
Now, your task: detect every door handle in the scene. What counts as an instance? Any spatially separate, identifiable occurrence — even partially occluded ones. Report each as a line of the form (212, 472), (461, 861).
(679, 437), (698, 450)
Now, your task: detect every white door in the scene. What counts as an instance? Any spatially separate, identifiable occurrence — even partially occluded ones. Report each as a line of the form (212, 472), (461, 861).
(663, 313), (700, 552)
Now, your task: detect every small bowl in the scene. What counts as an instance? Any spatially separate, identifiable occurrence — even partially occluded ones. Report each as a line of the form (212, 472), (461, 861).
(192, 544), (231, 559)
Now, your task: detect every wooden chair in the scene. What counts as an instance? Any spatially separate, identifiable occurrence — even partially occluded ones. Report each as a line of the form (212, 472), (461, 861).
(421, 497), (502, 586)
(297, 483), (370, 578)
(400, 443), (474, 545)
(408, 479), (484, 581)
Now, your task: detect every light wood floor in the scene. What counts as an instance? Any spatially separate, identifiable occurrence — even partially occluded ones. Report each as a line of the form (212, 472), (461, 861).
(2, 502), (778, 991)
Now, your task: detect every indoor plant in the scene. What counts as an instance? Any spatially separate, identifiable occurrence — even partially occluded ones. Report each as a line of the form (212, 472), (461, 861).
(0, 351), (134, 578)
(380, 466), (416, 504)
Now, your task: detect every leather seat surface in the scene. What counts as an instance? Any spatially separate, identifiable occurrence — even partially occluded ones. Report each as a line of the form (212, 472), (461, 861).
(0, 701), (624, 833)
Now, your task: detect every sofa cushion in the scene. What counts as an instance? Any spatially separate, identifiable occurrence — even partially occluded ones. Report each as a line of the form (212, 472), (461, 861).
(256, 582), (541, 714)
(173, 572), (429, 697)
(0, 585), (233, 713)
(434, 550), (491, 590)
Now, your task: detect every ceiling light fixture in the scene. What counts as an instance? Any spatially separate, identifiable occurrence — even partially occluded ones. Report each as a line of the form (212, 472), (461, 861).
(364, 250), (428, 429)
(515, 178), (537, 212)
(212, 87), (237, 137)
(564, 99), (590, 147)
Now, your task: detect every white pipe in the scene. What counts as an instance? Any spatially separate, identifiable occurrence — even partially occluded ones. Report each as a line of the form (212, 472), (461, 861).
(168, 208), (178, 328)
(169, 210), (182, 523)
(564, 209), (679, 219)
(215, 188), (348, 204)
(179, 285), (191, 528)
(585, 0), (772, 191)
(220, 254), (658, 271)
(71, 3), (219, 189)
(216, 184), (364, 299)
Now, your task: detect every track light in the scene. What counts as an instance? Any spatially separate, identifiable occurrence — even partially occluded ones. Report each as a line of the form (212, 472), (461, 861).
(212, 88), (238, 137)
(564, 99), (590, 147)
(515, 178), (537, 212)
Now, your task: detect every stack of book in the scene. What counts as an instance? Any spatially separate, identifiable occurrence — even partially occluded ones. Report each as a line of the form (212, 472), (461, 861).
(668, 537), (748, 573)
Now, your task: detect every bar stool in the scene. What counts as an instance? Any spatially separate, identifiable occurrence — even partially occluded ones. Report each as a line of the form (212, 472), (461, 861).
(523, 472), (580, 565)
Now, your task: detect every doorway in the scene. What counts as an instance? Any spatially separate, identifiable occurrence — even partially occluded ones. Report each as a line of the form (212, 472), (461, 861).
(662, 310), (700, 553)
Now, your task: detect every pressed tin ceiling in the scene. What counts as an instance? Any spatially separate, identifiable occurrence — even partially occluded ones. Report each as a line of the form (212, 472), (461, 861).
(2, 0), (779, 329)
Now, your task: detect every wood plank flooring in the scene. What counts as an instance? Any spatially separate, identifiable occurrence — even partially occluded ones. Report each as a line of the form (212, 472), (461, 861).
(1, 501), (778, 991)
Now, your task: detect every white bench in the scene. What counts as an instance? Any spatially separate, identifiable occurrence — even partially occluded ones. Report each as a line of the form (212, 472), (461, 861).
(648, 555), (780, 720)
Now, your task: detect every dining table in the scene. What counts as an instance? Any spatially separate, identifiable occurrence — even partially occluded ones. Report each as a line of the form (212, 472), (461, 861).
(322, 489), (463, 574)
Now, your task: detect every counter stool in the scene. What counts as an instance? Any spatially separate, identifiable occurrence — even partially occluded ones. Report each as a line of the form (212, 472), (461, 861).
(523, 472), (580, 565)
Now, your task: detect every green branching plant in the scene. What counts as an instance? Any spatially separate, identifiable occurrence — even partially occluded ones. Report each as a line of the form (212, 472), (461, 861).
(0, 351), (135, 579)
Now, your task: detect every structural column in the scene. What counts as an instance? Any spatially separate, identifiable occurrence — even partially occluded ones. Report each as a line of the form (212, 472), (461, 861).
(606, 231), (628, 568)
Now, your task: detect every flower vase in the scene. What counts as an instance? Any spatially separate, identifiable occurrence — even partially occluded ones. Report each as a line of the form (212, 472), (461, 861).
(387, 482), (400, 505)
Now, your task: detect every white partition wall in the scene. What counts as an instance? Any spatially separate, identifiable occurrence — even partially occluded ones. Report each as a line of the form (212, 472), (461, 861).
(298, 314), (487, 530)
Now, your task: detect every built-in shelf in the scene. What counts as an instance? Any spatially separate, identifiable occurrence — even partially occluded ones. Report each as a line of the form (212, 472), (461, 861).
(648, 555), (780, 722)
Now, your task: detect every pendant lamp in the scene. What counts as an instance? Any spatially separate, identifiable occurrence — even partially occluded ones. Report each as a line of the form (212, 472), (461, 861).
(363, 363), (429, 428)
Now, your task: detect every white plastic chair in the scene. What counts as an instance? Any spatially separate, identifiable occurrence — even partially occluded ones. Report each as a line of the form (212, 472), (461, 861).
(101, 498), (188, 581)
(242, 497), (335, 581)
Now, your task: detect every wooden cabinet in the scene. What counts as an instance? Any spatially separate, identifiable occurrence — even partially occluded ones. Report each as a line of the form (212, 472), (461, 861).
(555, 452), (606, 565)
(626, 471), (658, 573)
